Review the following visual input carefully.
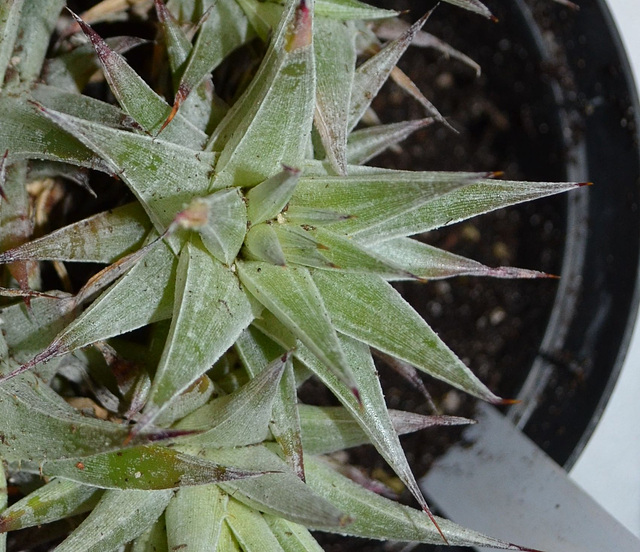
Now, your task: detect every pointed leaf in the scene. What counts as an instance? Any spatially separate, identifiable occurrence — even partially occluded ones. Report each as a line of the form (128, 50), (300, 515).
(212, 1), (316, 188)
(0, 370), (152, 463)
(9, 0), (64, 84)
(368, 237), (552, 280)
(29, 237), (176, 365)
(38, 446), (269, 490)
(299, 405), (473, 455)
(0, 97), (105, 170)
(37, 105), (216, 231)
(199, 445), (347, 529)
(165, 485), (228, 552)
(0, 479), (102, 533)
(52, 489), (172, 552)
(0, 0), (24, 85)
(176, 355), (286, 447)
(348, 12), (429, 130)
(129, 514), (168, 552)
(143, 238), (253, 421)
(246, 166), (301, 225)
(306, 457), (535, 549)
(287, 170), (481, 235)
(236, 261), (355, 392)
(346, 118), (433, 165)
(69, 10), (206, 147)
(442, 0), (494, 20)
(153, 375), (216, 427)
(44, 36), (147, 91)
(243, 223), (287, 266)
(313, 270), (500, 402)
(316, 0), (398, 20)
(356, 179), (586, 244)
(173, 0), (252, 112)
(225, 499), (285, 552)
(275, 224), (415, 278)
(235, 327), (304, 478)
(0, 203), (151, 264)
(292, 335), (437, 529)
(178, 188), (247, 265)
(314, 17), (356, 175)
(265, 516), (324, 552)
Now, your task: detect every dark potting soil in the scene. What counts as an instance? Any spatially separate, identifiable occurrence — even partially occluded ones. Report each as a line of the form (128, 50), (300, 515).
(305, 1), (575, 551)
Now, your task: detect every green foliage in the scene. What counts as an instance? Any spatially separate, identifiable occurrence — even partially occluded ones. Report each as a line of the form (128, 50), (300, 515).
(0, 0), (576, 550)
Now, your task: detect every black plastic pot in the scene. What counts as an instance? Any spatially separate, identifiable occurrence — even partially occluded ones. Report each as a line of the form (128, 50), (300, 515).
(493, 0), (640, 469)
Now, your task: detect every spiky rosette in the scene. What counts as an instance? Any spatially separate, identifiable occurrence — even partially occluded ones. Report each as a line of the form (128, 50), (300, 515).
(0, 0), (574, 550)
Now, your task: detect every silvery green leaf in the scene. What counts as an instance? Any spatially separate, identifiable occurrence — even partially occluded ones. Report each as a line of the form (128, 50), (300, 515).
(9, 0), (64, 84)
(265, 516), (324, 552)
(0, 160), (38, 290)
(188, 188), (247, 265)
(211, 2), (316, 189)
(225, 499), (284, 552)
(28, 237), (176, 364)
(355, 179), (586, 243)
(299, 405), (473, 454)
(314, 17), (355, 175)
(0, 0), (24, 86)
(348, 12), (429, 131)
(236, 261), (357, 393)
(69, 10), (207, 147)
(235, 327), (304, 478)
(153, 375), (216, 427)
(0, 463), (4, 552)
(374, 19), (481, 76)
(165, 485), (228, 552)
(243, 224), (287, 266)
(316, 0), (398, 20)
(172, 0), (252, 114)
(143, 238), (253, 423)
(0, 203), (151, 264)
(246, 166), (301, 225)
(175, 355), (286, 447)
(206, 0), (300, 149)
(368, 237), (552, 280)
(36, 105), (216, 231)
(129, 514), (167, 552)
(38, 446), (269, 490)
(442, 0), (494, 20)
(274, 224), (415, 278)
(198, 445), (346, 529)
(287, 171), (480, 235)
(235, 0), (281, 40)
(346, 118), (432, 165)
(306, 457), (535, 549)
(293, 336), (437, 530)
(43, 36), (147, 92)
(155, 0), (220, 131)
(31, 83), (137, 129)
(312, 270), (501, 402)
(0, 97), (105, 170)
(0, 479), (102, 532)
(0, 370), (142, 462)
(218, 521), (241, 551)
(52, 489), (172, 552)
(0, 294), (73, 364)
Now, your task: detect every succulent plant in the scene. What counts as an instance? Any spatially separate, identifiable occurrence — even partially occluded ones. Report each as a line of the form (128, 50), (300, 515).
(0, 0), (583, 550)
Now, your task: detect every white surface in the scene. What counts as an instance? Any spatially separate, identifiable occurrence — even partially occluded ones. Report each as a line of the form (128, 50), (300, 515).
(569, 0), (640, 539)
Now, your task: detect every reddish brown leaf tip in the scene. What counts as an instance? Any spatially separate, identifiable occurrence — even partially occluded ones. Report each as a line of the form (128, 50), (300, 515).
(490, 15), (500, 23)
(491, 171), (505, 178)
(499, 398), (522, 406)
(351, 386), (363, 408)
(579, 182), (593, 187)
(422, 505), (449, 545)
(154, 0), (170, 22)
